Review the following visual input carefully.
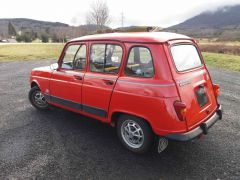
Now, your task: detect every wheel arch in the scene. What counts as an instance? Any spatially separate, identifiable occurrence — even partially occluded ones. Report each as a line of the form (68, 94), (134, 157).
(31, 80), (40, 89)
(110, 111), (155, 134)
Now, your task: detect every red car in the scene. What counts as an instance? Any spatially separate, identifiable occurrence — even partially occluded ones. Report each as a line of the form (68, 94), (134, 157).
(29, 32), (222, 154)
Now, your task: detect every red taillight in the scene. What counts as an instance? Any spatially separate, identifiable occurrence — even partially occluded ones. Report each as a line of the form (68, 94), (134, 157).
(174, 101), (187, 121)
(213, 84), (220, 98)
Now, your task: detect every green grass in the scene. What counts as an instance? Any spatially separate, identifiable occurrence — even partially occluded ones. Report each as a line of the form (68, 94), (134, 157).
(203, 52), (240, 72)
(0, 44), (64, 62)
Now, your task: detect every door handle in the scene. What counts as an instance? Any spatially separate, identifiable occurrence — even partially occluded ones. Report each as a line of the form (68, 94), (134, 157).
(104, 80), (114, 85)
(74, 75), (83, 80)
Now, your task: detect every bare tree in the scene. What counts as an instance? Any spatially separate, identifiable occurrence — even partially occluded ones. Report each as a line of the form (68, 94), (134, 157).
(86, 0), (111, 30)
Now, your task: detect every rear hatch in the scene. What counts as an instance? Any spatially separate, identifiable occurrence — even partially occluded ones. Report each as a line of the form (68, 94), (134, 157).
(169, 43), (218, 128)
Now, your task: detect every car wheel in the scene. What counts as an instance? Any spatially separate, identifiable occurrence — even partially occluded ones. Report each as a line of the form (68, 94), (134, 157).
(117, 115), (154, 154)
(29, 86), (49, 110)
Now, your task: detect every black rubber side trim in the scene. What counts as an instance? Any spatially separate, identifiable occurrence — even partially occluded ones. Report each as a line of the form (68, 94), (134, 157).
(50, 96), (82, 110)
(44, 94), (51, 101)
(45, 94), (107, 118)
(82, 105), (107, 118)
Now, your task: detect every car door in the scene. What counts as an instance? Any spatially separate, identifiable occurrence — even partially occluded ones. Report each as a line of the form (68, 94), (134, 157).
(82, 42), (124, 119)
(49, 43), (87, 111)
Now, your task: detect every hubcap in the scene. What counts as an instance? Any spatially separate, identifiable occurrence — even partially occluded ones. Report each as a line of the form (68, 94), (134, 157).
(121, 120), (144, 149)
(33, 91), (47, 107)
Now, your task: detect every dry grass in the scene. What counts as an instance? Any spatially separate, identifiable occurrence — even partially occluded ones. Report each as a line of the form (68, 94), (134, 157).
(198, 39), (240, 46)
(197, 39), (240, 56)
(199, 44), (240, 56)
(0, 43), (64, 62)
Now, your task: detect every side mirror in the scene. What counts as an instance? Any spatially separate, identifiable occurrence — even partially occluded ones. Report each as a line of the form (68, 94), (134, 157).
(50, 63), (59, 70)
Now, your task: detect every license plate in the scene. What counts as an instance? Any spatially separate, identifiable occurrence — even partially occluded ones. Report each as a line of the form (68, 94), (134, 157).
(196, 86), (209, 107)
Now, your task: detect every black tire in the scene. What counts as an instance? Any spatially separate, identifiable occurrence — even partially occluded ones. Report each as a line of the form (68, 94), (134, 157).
(117, 114), (154, 154)
(29, 86), (49, 110)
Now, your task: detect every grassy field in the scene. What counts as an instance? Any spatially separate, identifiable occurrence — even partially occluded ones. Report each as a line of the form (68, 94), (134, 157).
(0, 44), (64, 61)
(198, 39), (240, 46)
(0, 43), (240, 72)
(203, 52), (240, 72)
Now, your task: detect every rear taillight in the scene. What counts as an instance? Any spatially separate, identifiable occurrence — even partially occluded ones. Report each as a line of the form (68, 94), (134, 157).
(174, 101), (187, 121)
(213, 84), (220, 98)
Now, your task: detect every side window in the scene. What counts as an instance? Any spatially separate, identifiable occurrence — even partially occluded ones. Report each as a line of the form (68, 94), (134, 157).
(125, 47), (154, 78)
(62, 45), (80, 69)
(61, 44), (86, 70)
(73, 45), (87, 70)
(90, 44), (105, 73)
(90, 44), (123, 74)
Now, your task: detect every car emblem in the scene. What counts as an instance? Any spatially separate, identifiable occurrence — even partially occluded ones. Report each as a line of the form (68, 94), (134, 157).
(179, 80), (191, 87)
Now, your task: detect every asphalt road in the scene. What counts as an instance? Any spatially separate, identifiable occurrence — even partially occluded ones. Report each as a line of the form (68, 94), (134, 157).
(0, 60), (239, 180)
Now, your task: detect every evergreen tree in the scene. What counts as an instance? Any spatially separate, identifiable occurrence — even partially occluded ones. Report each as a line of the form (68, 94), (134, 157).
(8, 22), (17, 36)
(41, 34), (49, 43)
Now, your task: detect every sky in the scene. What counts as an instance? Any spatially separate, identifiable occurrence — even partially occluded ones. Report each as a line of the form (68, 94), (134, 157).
(1, 0), (240, 28)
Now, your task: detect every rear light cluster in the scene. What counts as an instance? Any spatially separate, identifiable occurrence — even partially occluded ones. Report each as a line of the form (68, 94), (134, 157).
(213, 84), (220, 98)
(174, 101), (187, 121)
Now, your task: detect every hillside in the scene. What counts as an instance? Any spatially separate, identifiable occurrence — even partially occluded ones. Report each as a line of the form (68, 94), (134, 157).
(0, 18), (68, 35)
(0, 17), (161, 42)
(0, 18), (101, 41)
(167, 5), (240, 40)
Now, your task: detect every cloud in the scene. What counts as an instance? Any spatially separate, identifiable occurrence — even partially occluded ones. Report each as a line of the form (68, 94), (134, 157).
(0, 0), (239, 28)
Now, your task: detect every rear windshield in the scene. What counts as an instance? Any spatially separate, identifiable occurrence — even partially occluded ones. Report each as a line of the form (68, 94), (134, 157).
(170, 44), (202, 72)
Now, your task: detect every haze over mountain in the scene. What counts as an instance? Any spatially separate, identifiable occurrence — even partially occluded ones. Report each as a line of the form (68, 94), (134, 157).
(0, 18), (100, 41)
(0, 18), (68, 35)
(1, 4), (240, 41)
(167, 5), (240, 40)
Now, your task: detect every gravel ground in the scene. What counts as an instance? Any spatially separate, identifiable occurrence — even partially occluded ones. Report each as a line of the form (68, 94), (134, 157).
(0, 60), (239, 180)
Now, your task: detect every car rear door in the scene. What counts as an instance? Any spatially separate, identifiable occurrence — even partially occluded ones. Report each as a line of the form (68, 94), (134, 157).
(82, 42), (124, 120)
(166, 42), (218, 128)
(49, 43), (87, 110)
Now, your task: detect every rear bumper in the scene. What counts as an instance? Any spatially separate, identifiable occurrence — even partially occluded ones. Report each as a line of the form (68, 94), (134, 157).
(166, 105), (223, 141)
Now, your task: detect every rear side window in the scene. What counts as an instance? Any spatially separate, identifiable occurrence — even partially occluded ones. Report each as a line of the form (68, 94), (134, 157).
(125, 46), (154, 78)
(170, 44), (202, 72)
(90, 44), (123, 74)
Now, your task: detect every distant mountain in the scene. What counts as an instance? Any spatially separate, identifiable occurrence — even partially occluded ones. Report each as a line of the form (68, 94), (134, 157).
(167, 5), (240, 40)
(0, 18), (102, 41)
(0, 18), (68, 35)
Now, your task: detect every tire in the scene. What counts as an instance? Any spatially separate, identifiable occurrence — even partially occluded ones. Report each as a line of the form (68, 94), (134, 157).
(29, 86), (49, 110)
(117, 115), (154, 154)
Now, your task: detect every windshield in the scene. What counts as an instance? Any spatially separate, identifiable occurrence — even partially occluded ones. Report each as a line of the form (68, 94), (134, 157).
(170, 44), (202, 72)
